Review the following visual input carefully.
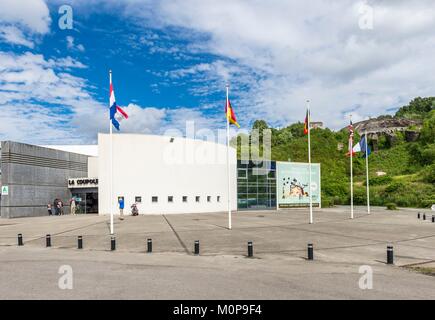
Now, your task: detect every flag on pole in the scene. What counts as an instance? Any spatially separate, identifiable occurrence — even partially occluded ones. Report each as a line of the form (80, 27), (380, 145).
(304, 109), (309, 135)
(353, 135), (371, 157)
(109, 81), (128, 130)
(306, 100), (313, 224)
(346, 120), (356, 157)
(225, 99), (240, 128)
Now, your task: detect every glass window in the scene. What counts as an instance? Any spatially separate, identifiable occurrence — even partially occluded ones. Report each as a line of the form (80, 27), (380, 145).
(168, 196), (173, 203)
(152, 196), (158, 203)
(237, 160), (277, 210)
(248, 171), (257, 182)
(207, 196), (211, 202)
(196, 196), (200, 202)
(237, 183), (247, 193)
(135, 196), (142, 203)
(217, 196), (221, 202)
(238, 169), (247, 179)
(258, 185), (268, 194)
(182, 196), (188, 202)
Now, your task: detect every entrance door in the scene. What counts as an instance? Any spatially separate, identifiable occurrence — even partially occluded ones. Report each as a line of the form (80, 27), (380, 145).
(71, 188), (98, 214)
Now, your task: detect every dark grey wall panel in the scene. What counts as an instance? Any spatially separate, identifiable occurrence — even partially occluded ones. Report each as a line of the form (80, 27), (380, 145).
(0, 141), (89, 218)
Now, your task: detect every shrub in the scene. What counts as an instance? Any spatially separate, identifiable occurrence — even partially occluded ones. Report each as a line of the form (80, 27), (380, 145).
(420, 199), (435, 208)
(386, 203), (398, 210)
(332, 195), (344, 205)
(323, 182), (348, 198)
(385, 182), (405, 193)
(368, 175), (393, 186)
(353, 188), (367, 205)
(321, 197), (334, 208)
(421, 164), (435, 183)
(421, 144), (435, 165)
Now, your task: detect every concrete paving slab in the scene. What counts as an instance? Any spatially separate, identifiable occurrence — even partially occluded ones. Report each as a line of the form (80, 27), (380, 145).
(1, 206), (435, 299)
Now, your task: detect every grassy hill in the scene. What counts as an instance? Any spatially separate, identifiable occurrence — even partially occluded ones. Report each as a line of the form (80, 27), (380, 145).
(234, 99), (435, 209)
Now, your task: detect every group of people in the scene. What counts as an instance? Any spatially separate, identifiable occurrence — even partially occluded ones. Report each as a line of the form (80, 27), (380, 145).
(47, 198), (77, 216)
(47, 199), (64, 216)
(118, 197), (139, 220)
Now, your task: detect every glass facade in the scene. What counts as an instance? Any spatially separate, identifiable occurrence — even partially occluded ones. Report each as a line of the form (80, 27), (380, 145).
(71, 189), (98, 214)
(237, 160), (277, 210)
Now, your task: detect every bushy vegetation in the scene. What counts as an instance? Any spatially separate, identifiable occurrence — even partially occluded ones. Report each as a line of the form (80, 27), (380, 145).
(386, 203), (398, 210)
(235, 98), (435, 208)
(395, 97), (435, 120)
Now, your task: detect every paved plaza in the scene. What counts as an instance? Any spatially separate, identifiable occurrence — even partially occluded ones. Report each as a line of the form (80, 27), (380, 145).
(0, 206), (434, 299)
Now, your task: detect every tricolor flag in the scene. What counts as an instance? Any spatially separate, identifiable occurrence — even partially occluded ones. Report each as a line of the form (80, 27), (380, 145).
(353, 135), (371, 158)
(303, 109), (309, 135)
(225, 99), (240, 128)
(346, 119), (356, 157)
(109, 81), (128, 131)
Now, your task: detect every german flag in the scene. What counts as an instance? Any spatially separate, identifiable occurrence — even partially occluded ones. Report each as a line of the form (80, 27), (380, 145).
(225, 99), (240, 128)
(303, 109), (309, 135)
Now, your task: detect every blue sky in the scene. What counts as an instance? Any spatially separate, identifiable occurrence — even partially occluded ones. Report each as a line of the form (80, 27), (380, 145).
(1, 0), (435, 144)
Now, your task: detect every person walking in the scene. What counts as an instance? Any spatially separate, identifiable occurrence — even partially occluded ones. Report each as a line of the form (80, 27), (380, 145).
(58, 199), (63, 216)
(70, 198), (77, 215)
(118, 197), (125, 220)
(53, 199), (59, 215)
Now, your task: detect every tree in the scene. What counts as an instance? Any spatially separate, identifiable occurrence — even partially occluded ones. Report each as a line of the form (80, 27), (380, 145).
(420, 110), (435, 145)
(252, 120), (269, 132)
(395, 97), (435, 119)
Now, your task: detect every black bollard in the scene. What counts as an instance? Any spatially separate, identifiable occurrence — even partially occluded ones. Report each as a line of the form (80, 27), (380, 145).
(194, 240), (200, 255)
(307, 243), (314, 260)
(432, 215), (435, 223)
(423, 213), (426, 221)
(418, 212), (420, 219)
(78, 236), (83, 249)
(111, 236), (116, 251)
(17, 234), (23, 246)
(46, 234), (51, 247)
(147, 238), (152, 253)
(247, 241), (253, 257)
(387, 245), (394, 265)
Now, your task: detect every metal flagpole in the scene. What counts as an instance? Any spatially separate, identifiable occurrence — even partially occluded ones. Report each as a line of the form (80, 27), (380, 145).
(365, 131), (370, 214)
(109, 70), (114, 235)
(226, 84), (232, 230)
(307, 100), (313, 224)
(350, 115), (354, 219)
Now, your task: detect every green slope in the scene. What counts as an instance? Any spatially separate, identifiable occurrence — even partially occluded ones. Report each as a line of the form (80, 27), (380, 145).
(235, 105), (435, 209)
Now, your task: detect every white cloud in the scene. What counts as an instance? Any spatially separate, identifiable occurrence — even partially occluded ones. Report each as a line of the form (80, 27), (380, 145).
(0, 51), (103, 144)
(0, 0), (51, 33)
(114, 103), (167, 134)
(0, 26), (34, 48)
(118, 0), (435, 129)
(0, 0), (51, 48)
(66, 36), (86, 52)
(0, 51), (210, 144)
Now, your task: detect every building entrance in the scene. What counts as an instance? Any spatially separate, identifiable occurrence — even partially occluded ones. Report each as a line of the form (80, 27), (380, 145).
(71, 188), (98, 214)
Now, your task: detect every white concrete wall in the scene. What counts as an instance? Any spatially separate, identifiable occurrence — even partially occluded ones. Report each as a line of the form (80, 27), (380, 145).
(98, 134), (237, 215)
(88, 157), (98, 177)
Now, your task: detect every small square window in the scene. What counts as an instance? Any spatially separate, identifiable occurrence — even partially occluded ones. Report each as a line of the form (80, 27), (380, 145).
(168, 196), (173, 203)
(238, 169), (247, 179)
(182, 196), (188, 202)
(152, 196), (158, 203)
(196, 196), (200, 202)
(135, 196), (142, 203)
(217, 196), (221, 202)
(207, 196), (211, 202)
